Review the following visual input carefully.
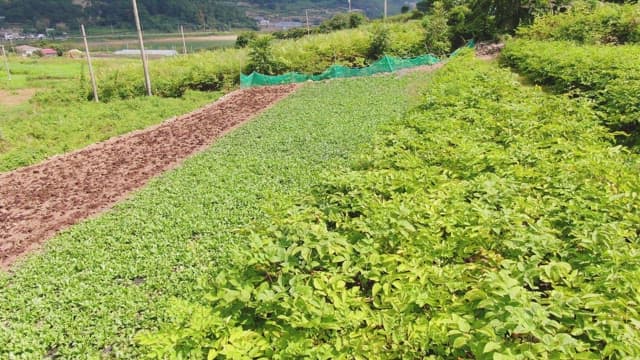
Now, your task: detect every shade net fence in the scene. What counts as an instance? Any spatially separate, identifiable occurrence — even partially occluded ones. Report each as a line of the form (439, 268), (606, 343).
(240, 54), (441, 88)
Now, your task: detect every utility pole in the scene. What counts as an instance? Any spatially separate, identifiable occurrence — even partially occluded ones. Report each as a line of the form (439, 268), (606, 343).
(348, 0), (352, 12)
(132, 0), (152, 96)
(1, 45), (10, 81)
(180, 25), (187, 55)
(384, 0), (388, 20)
(81, 25), (99, 102)
(305, 10), (310, 35)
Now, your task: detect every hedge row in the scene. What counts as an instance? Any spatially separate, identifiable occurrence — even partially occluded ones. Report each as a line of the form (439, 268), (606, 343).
(95, 22), (427, 101)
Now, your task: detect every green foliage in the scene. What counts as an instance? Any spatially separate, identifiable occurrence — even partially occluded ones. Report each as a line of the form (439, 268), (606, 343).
(268, 10), (368, 42)
(417, 0), (431, 12)
(235, 31), (258, 48)
(502, 39), (640, 146)
(271, 26), (312, 40)
(319, 12), (368, 32)
(416, 0), (573, 46)
(518, 1), (640, 44)
(0, 74), (428, 358)
(0, 56), (220, 172)
(0, 56), (93, 91)
(247, 35), (282, 75)
(367, 25), (391, 59)
(0, 0), (83, 29)
(1, 0), (257, 31)
(97, 49), (247, 101)
(422, 2), (451, 56)
(97, 22), (430, 101)
(138, 54), (640, 359)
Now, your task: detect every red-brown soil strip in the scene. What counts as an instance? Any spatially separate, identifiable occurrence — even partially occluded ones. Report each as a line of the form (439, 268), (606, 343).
(0, 84), (298, 269)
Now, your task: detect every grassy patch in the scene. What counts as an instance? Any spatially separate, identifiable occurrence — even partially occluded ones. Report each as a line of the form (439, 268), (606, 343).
(0, 72), (433, 358)
(0, 90), (221, 172)
(0, 56), (137, 90)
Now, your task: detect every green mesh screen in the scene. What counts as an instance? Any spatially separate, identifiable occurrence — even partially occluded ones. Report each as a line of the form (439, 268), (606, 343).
(240, 54), (440, 88)
(241, 40), (475, 88)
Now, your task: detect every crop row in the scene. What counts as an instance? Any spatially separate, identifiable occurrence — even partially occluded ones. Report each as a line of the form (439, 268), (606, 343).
(0, 73), (434, 358)
(139, 52), (640, 358)
(502, 39), (640, 146)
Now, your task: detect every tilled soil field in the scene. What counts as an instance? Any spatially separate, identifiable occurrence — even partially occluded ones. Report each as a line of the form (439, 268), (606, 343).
(0, 84), (297, 269)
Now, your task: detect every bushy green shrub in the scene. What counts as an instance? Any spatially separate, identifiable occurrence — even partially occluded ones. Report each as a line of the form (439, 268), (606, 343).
(97, 48), (247, 100)
(422, 2), (451, 56)
(247, 35), (283, 75)
(367, 25), (391, 60)
(273, 13), (368, 40)
(235, 31), (257, 48)
(502, 39), (640, 146)
(137, 53), (640, 359)
(319, 12), (367, 32)
(518, 1), (640, 44)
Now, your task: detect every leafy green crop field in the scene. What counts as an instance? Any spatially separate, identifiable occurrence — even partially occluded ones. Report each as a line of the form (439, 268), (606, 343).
(0, 73), (432, 358)
(502, 39), (640, 147)
(139, 53), (640, 358)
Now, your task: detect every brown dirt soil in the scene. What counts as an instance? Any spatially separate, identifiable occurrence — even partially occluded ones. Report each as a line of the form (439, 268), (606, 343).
(476, 42), (504, 61)
(0, 88), (37, 107)
(0, 84), (298, 269)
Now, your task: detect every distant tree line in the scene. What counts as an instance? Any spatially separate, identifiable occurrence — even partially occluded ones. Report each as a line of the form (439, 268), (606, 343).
(0, 0), (258, 32)
(413, 0), (615, 45)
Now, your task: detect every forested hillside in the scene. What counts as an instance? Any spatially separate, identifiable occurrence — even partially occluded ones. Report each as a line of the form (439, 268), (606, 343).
(0, 0), (406, 31)
(0, 0), (255, 31)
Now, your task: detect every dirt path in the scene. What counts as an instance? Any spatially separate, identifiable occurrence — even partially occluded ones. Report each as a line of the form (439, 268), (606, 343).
(0, 89), (37, 107)
(0, 85), (297, 269)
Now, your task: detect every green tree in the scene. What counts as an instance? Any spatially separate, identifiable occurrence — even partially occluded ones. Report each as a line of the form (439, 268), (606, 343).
(367, 25), (390, 60)
(417, 0), (432, 12)
(236, 31), (257, 48)
(422, 2), (451, 55)
(247, 35), (280, 74)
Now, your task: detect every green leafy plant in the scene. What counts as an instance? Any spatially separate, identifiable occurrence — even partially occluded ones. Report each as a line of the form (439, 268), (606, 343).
(502, 39), (640, 147)
(247, 35), (282, 75)
(235, 31), (258, 48)
(422, 2), (451, 56)
(367, 25), (391, 60)
(137, 53), (640, 359)
(518, 1), (640, 44)
(95, 22), (431, 101)
(0, 74), (431, 358)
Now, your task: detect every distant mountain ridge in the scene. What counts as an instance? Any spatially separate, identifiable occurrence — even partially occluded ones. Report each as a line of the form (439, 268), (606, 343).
(0, 0), (409, 32)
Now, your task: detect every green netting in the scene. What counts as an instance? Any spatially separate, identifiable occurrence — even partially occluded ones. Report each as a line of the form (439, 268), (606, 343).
(241, 54), (440, 88)
(241, 41), (476, 88)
